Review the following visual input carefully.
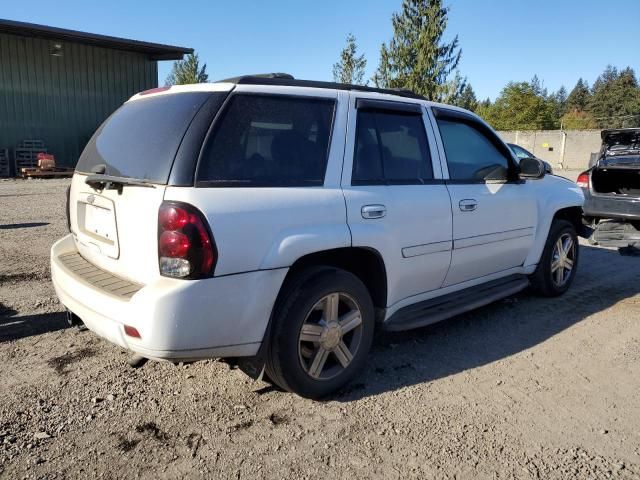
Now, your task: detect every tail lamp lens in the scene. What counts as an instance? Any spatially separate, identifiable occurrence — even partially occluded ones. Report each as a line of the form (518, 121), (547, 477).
(159, 205), (190, 231)
(159, 231), (191, 257)
(158, 202), (216, 279)
(576, 172), (590, 188)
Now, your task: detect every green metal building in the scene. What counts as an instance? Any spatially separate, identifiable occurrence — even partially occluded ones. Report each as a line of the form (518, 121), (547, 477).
(0, 19), (192, 174)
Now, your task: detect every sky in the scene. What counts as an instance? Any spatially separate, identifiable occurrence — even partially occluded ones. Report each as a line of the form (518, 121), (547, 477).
(3, 0), (639, 100)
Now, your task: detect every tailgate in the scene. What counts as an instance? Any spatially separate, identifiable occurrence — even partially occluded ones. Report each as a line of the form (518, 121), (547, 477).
(66, 90), (227, 285)
(70, 174), (166, 285)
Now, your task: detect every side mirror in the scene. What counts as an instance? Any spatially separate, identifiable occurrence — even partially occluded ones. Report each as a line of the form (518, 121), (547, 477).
(519, 157), (546, 179)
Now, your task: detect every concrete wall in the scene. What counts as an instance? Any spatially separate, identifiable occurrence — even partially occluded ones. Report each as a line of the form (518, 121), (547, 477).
(498, 130), (602, 170)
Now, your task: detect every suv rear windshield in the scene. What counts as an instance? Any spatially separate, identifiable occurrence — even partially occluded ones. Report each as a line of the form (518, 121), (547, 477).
(197, 94), (335, 187)
(76, 92), (213, 184)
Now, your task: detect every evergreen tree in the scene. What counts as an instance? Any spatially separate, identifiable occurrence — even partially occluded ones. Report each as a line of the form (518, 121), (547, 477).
(455, 83), (478, 111)
(332, 33), (367, 85)
(530, 75), (547, 97)
(476, 81), (556, 130)
(165, 53), (209, 86)
(438, 71), (466, 105)
(549, 86), (568, 121)
(566, 78), (591, 112)
(589, 65), (640, 128)
(372, 0), (462, 101)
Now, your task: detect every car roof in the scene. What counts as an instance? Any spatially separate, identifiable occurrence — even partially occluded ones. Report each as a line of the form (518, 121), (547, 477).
(126, 74), (478, 119)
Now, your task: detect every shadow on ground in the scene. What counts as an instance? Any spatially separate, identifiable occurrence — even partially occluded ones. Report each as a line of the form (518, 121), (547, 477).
(331, 244), (640, 401)
(0, 222), (49, 230)
(0, 307), (69, 343)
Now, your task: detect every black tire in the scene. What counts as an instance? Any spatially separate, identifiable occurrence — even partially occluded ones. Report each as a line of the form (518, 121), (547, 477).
(265, 267), (375, 399)
(530, 219), (579, 297)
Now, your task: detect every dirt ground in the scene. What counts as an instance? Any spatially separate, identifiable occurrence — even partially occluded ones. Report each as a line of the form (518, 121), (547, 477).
(1, 175), (639, 479)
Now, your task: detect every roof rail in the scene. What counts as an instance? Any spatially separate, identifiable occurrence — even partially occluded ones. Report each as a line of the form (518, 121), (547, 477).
(216, 74), (425, 100)
(219, 73), (295, 83)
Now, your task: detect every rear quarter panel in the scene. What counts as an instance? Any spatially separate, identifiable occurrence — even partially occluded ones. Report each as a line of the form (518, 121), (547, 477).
(164, 88), (352, 276)
(163, 187), (351, 275)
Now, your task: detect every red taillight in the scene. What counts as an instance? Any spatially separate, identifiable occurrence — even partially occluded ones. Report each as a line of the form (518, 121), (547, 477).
(159, 231), (191, 257)
(576, 171), (590, 188)
(159, 205), (190, 231)
(158, 202), (216, 279)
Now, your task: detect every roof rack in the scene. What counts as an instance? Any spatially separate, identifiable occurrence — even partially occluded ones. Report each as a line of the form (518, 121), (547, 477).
(219, 73), (295, 83)
(216, 74), (425, 100)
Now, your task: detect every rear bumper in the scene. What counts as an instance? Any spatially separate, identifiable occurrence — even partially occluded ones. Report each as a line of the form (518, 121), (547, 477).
(51, 234), (287, 361)
(583, 191), (640, 220)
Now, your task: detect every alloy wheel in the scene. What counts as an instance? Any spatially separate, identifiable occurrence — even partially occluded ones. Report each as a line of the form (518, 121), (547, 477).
(297, 292), (363, 381)
(551, 233), (576, 287)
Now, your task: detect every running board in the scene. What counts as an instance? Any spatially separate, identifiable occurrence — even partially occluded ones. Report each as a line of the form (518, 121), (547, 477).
(383, 274), (529, 332)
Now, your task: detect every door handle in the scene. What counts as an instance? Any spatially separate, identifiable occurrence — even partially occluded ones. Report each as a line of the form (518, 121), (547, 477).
(459, 199), (477, 212)
(361, 204), (387, 219)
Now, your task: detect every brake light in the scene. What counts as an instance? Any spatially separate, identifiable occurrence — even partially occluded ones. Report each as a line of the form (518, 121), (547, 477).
(158, 202), (216, 279)
(576, 171), (590, 188)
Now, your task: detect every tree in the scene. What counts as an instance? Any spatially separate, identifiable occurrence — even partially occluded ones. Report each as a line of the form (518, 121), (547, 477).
(438, 70), (466, 105)
(455, 83), (478, 111)
(589, 65), (640, 128)
(566, 78), (590, 112)
(333, 33), (367, 85)
(372, 0), (462, 101)
(549, 86), (568, 121)
(560, 110), (597, 129)
(165, 53), (209, 86)
(530, 75), (547, 97)
(476, 81), (556, 130)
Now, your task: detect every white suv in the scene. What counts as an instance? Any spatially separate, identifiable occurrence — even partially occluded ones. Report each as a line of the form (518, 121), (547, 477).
(51, 74), (585, 398)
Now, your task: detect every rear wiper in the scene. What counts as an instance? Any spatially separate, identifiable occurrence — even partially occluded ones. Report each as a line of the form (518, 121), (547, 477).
(85, 174), (156, 189)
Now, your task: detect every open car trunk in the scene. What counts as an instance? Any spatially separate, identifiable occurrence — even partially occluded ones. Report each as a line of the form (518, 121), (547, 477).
(592, 129), (640, 198)
(592, 163), (640, 197)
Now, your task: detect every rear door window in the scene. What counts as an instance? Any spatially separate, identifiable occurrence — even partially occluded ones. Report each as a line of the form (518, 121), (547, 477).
(197, 94), (335, 187)
(76, 92), (215, 184)
(352, 110), (433, 185)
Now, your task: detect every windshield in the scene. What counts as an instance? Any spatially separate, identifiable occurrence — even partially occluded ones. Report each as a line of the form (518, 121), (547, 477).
(509, 144), (533, 160)
(76, 92), (213, 184)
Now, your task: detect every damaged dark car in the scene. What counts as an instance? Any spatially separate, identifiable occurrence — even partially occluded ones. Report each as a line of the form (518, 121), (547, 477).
(578, 128), (640, 252)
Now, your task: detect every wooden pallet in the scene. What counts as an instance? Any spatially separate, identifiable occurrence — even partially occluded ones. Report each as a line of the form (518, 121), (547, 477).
(14, 140), (47, 171)
(0, 148), (9, 177)
(20, 167), (74, 178)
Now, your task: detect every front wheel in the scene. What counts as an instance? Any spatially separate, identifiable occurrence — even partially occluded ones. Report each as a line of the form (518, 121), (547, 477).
(265, 268), (375, 399)
(530, 219), (579, 296)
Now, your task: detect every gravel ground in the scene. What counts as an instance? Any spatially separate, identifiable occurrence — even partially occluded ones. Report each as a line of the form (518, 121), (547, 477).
(1, 175), (639, 479)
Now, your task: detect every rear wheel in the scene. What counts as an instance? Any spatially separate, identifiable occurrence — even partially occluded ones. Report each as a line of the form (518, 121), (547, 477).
(265, 268), (374, 399)
(530, 220), (579, 296)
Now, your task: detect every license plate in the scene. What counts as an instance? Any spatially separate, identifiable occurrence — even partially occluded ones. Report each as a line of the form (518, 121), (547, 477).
(84, 204), (116, 241)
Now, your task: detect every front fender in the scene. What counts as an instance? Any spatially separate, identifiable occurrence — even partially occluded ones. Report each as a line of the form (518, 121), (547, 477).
(524, 176), (584, 267)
